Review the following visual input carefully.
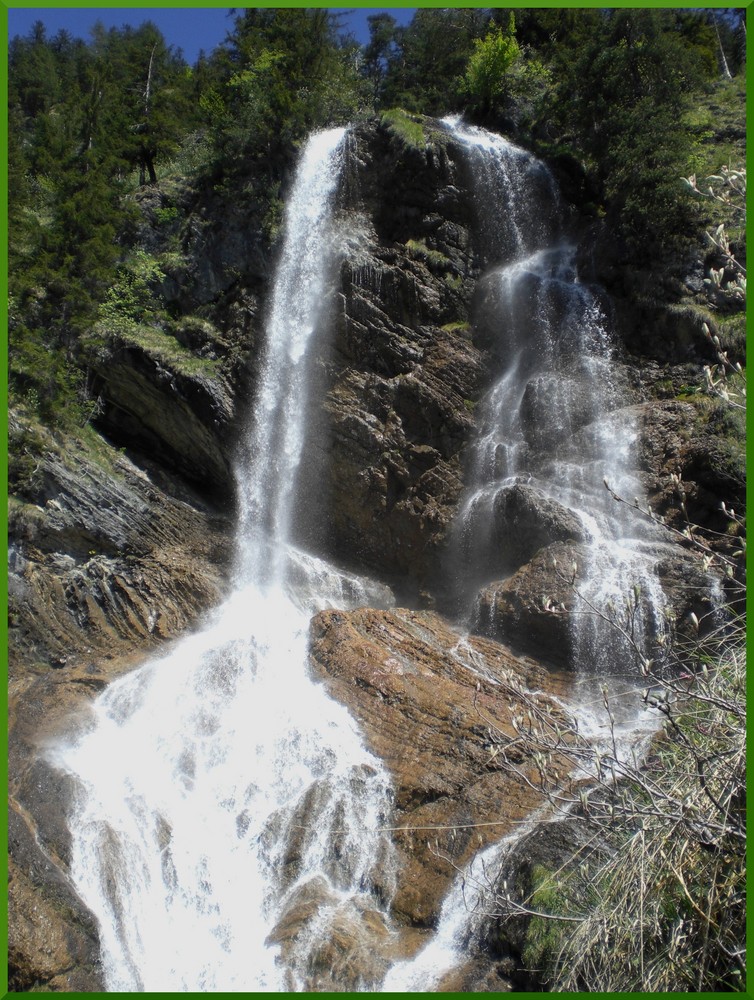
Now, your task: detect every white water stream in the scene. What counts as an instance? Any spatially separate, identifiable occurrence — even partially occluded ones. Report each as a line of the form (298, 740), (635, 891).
(50, 121), (679, 991)
(443, 119), (669, 669)
(52, 129), (398, 992)
(382, 119), (673, 989)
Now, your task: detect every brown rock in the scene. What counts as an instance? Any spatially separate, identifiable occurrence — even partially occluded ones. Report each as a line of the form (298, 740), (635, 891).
(8, 802), (103, 991)
(308, 607), (572, 927)
(268, 877), (396, 991)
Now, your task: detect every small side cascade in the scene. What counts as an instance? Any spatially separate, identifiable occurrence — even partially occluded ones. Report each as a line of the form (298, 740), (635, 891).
(441, 118), (669, 670)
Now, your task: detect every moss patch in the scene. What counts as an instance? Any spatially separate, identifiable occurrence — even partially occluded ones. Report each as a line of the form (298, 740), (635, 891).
(381, 108), (426, 151)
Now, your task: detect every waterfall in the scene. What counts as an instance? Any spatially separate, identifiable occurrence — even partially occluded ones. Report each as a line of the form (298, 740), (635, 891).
(443, 119), (668, 669)
(382, 118), (673, 990)
(51, 129), (398, 992)
(47, 119), (691, 992)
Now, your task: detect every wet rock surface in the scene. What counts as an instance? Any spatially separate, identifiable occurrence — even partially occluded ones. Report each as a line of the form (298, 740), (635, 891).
(308, 606), (572, 930)
(7, 115), (742, 991)
(474, 541), (584, 668)
(8, 802), (104, 992)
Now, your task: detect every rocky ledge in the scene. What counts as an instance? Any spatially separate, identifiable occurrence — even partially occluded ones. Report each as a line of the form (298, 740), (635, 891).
(295, 606), (575, 990)
(8, 428), (232, 991)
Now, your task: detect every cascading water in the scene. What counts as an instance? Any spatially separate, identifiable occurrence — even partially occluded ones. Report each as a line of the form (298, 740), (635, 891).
(51, 128), (398, 992)
(383, 118), (671, 990)
(443, 118), (668, 670)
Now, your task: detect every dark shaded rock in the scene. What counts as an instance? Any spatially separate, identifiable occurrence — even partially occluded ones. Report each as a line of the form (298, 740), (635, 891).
(613, 396), (744, 542)
(616, 299), (718, 364)
(475, 535), (722, 670)
(299, 122), (495, 595)
(136, 178), (271, 312)
(477, 815), (607, 990)
(475, 541), (584, 668)
(492, 483), (586, 570)
(91, 340), (236, 495)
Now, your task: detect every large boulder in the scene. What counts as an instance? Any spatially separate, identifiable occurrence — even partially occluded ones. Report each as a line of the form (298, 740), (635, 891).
(491, 483), (586, 571)
(475, 541), (584, 668)
(474, 535), (722, 671)
(308, 606), (573, 929)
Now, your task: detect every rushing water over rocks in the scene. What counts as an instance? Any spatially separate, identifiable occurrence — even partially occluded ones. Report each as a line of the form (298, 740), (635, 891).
(442, 119), (669, 673)
(39, 119), (710, 992)
(52, 129), (399, 992)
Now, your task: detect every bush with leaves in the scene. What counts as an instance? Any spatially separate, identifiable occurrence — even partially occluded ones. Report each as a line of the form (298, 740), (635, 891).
(684, 164), (746, 306)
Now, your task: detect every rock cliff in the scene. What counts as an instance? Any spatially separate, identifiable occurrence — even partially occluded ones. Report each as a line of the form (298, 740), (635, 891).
(8, 114), (742, 990)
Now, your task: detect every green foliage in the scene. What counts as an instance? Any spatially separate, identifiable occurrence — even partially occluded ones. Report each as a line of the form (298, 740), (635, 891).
(684, 160), (746, 307)
(7, 18), (196, 435)
(363, 13), (401, 104)
(7, 6), (741, 476)
(104, 322), (219, 379)
(548, 9), (713, 264)
(381, 109), (425, 151)
(99, 250), (166, 332)
(205, 9), (366, 180)
(495, 608), (746, 992)
(459, 15), (520, 116)
(565, 644), (744, 991)
(154, 204), (179, 225)
(379, 9), (488, 115)
(521, 866), (583, 975)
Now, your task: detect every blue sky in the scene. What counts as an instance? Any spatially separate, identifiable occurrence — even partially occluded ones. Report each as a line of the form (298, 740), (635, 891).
(7, 7), (417, 62)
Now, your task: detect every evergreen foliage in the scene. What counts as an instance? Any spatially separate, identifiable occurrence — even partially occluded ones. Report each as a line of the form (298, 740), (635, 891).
(7, 8), (745, 458)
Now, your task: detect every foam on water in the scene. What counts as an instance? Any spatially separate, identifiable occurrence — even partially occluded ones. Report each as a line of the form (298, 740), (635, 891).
(52, 128), (398, 992)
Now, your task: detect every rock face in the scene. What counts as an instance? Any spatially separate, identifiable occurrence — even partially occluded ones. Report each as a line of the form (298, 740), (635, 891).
(7, 114), (743, 992)
(92, 340), (236, 495)
(308, 607), (572, 931)
(475, 541), (584, 668)
(307, 120), (488, 595)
